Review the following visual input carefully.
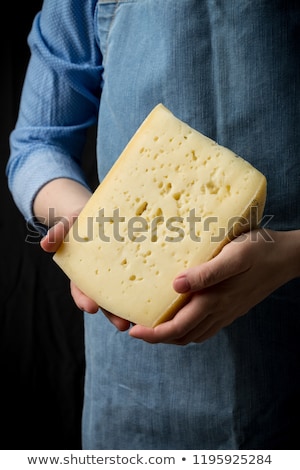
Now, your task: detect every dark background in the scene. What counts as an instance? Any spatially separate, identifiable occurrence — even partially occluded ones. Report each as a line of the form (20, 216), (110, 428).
(1, 2), (98, 449)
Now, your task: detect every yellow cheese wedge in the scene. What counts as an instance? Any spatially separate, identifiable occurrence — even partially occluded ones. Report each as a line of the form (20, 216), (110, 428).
(53, 104), (267, 327)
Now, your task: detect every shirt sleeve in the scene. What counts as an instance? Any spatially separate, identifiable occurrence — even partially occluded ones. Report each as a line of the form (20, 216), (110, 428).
(6, 0), (102, 229)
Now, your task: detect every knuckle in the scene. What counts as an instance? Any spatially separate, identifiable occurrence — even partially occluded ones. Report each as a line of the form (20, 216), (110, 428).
(194, 265), (215, 289)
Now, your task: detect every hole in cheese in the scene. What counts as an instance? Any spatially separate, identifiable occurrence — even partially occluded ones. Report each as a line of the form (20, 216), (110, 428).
(53, 104), (267, 328)
(135, 201), (148, 216)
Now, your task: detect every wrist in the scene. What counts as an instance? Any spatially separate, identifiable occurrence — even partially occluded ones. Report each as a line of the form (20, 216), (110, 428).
(33, 178), (92, 227)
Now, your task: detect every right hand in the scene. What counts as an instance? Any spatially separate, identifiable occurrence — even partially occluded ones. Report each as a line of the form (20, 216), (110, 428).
(40, 217), (131, 330)
(40, 216), (99, 313)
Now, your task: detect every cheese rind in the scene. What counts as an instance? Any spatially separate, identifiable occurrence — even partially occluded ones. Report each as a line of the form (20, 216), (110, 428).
(53, 104), (267, 327)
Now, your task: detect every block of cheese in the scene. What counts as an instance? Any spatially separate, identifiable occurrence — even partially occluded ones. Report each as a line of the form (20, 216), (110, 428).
(53, 104), (267, 327)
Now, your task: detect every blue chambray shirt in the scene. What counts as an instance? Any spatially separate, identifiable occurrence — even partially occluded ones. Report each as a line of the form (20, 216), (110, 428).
(7, 0), (300, 450)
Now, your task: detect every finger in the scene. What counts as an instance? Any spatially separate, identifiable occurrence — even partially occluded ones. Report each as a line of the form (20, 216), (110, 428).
(70, 281), (99, 314)
(101, 310), (131, 331)
(173, 237), (251, 293)
(40, 220), (68, 253)
(129, 292), (208, 343)
(174, 318), (225, 345)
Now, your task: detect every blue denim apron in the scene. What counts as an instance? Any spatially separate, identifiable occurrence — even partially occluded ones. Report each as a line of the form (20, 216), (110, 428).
(82, 0), (300, 449)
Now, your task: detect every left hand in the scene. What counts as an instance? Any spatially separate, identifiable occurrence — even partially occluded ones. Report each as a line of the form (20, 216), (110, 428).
(129, 229), (299, 344)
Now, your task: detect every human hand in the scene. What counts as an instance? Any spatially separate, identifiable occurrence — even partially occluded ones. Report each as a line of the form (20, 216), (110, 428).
(40, 215), (99, 313)
(41, 216), (131, 330)
(130, 229), (298, 345)
(70, 282), (130, 331)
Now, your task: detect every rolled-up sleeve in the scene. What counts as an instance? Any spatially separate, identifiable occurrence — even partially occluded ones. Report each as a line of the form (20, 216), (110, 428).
(6, 0), (102, 225)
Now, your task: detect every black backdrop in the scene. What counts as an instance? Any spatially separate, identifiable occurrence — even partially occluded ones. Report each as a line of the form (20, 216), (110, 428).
(1, 2), (98, 449)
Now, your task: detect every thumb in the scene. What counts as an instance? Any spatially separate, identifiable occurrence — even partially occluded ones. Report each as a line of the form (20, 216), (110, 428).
(40, 217), (71, 253)
(173, 239), (250, 293)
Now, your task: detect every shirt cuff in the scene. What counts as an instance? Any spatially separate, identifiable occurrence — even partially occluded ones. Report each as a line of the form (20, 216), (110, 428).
(8, 148), (91, 235)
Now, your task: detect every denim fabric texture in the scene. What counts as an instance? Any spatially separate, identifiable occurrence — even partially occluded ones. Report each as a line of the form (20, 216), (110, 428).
(7, 0), (300, 449)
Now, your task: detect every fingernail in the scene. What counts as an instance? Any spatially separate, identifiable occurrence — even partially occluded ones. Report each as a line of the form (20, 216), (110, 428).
(173, 276), (191, 293)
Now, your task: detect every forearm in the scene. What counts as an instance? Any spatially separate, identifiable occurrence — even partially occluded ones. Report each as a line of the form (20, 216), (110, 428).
(33, 178), (92, 227)
(7, 1), (101, 228)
